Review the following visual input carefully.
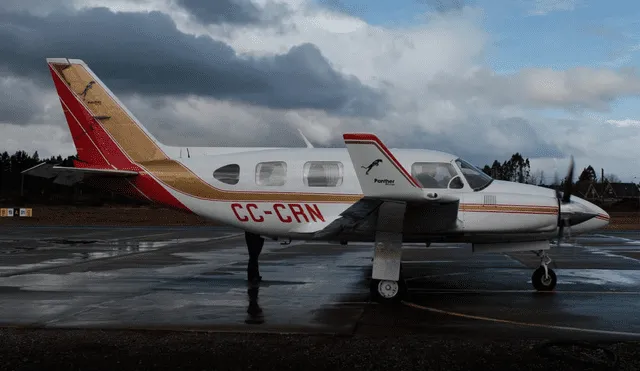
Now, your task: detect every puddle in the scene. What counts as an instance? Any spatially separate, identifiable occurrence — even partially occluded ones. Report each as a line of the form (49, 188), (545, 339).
(136, 238), (215, 249)
(0, 258), (80, 275)
(557, 269), (640, 286)
(0, 238), (221, 276)
(42, 239), (100, 245)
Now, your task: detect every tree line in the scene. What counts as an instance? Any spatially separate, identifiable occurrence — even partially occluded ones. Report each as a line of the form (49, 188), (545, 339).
(0, 150), (141, 206)
(480, 154), (623, 186)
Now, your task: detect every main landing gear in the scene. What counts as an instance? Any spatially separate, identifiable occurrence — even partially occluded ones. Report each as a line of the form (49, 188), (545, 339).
(531, 250), (557, 291)
(368, 201), (409, 304)
(245, 231), (264, 285)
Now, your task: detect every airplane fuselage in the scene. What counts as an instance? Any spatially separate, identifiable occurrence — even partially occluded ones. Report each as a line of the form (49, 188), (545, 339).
(128, 146), (608, 243)
(40, 57), (610, 247)
(35, 58), (611, 300)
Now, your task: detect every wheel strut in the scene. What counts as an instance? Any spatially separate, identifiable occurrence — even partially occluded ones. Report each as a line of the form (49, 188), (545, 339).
(532, 249), (557, 291)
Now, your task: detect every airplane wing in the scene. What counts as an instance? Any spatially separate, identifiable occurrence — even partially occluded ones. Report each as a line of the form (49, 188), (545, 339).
(22, 162), (138, 186)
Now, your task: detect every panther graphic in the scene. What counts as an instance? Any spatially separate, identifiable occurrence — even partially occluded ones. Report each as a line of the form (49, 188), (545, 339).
(362, 159), (383, 175)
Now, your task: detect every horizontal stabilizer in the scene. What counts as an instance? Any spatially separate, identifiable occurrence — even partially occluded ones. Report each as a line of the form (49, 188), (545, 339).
(22, 162), (138, 186)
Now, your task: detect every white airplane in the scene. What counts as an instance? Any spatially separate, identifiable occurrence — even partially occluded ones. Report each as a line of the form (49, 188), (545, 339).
(24, 58), (610, 304)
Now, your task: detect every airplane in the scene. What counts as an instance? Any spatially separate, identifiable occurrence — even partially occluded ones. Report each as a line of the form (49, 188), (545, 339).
(23, 58), (610, 304)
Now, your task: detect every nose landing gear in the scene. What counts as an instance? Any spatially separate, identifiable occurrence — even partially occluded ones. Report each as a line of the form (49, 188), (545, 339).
(532, 250), (557, 291)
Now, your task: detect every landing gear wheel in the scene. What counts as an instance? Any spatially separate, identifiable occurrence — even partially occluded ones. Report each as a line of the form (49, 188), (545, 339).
(532, 266), (557, 291)
(370, 277), (407, 304)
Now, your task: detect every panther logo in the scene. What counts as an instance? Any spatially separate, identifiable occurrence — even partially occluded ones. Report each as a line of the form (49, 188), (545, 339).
(362, 159), (383, 175)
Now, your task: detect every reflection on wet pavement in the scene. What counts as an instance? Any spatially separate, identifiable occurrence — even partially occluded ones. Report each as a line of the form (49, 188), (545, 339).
(0, 227), (370, 333)
(2, 227), (640, 339)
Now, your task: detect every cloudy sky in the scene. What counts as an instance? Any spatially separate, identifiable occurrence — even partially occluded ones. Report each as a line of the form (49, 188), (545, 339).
(2, 0), (640, 182)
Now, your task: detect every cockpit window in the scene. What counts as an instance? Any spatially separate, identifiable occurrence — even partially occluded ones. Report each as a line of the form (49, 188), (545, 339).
(411, 162), (461, 189)
(455, 158), (493, 191)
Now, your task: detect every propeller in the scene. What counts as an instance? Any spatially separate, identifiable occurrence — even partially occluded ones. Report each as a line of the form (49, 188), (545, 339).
(555, 156), (574, 247)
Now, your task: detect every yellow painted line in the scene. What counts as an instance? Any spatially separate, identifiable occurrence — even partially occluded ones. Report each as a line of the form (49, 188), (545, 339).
(402, 301), (640, 337)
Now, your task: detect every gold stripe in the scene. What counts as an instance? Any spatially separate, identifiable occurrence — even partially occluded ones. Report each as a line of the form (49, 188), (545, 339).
(463, 210), (557, 215)
(464, 203), (557, 209)
(461, 206), (558, 212)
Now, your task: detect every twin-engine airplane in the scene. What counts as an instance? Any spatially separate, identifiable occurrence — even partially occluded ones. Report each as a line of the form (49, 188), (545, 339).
(24, 58), (610, 303)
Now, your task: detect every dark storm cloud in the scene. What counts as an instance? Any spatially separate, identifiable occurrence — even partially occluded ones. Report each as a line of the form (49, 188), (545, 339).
(311, 113), (563, 165)
(0, 7), (385, 117)
(0, 77), (39, 125)
(385, 117), (563, 165)
(0, 0), (73, 15)
(492, 117), (565, 158)
(175, 0), (289, 25)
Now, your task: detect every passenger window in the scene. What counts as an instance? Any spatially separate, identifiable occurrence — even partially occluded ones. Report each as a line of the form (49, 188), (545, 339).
(255, 161), (287, 186)
(213, 164), (240, 185)
(303, 161), (343, 187)
(411, 162), (459, 189)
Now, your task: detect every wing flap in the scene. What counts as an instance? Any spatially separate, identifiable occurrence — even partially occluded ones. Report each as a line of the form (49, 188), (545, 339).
(307, 197), (383, 238)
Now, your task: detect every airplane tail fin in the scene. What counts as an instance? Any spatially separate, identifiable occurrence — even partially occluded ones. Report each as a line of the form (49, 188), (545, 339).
(46, 58), (170, 170)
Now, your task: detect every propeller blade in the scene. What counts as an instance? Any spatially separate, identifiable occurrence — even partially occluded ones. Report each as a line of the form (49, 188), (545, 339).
(558, 222), (564, 247)
(556, 194), (562, 228)
(557, 219), (564, 248)
(561, 155), (574, 204)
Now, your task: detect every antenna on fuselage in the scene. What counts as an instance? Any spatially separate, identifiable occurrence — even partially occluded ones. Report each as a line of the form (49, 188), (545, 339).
(297, 128), (314, 148)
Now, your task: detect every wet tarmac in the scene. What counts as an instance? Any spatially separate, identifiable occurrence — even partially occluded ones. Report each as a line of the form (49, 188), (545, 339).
(3, 226), (640, 369)
(1, 226), (640, 340)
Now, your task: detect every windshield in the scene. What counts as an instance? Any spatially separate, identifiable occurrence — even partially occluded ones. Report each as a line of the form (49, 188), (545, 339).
(454, 158), (493, 191)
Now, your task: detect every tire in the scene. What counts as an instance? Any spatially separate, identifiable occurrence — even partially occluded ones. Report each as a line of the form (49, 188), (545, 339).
(370, 278), (407, 304)
(532, 266), (557, 291)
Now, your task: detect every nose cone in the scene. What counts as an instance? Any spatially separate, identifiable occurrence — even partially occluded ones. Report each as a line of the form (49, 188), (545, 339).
(564, 196), (610, 234)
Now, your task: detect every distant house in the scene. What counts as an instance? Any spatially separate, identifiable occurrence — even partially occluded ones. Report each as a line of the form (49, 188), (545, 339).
(602, 182), (640, 200)
(572, 181), (640, 203)
(545, 181), (639, 201)
(574, 182), (594, 199)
